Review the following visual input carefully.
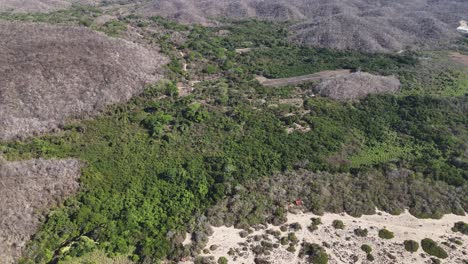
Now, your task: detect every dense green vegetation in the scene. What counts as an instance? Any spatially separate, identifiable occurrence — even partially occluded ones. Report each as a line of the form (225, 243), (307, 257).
(0, 8), (466, 264)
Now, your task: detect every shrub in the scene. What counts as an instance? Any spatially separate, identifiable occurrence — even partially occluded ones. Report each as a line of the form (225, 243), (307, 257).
(332, 220), (345, 229)
(353, 228), (368, 237)
(366, 254), (375, 261)
(451, 221), (468, 235)
(308, 224), (319, 233)
(288, 232), (298, 243)
(421, 238), (448, 259)
(360, 244), (372, 254)
(218, 256), (228, 264)
(311, 217), (322, 226)
(239, 230), (248, 238)
(290, 222), (302, 231)
(299, 243), (329, 264)
(404, 240), (419, 253)
(287, 245), (296, 253)
(378, 229), (394, 239)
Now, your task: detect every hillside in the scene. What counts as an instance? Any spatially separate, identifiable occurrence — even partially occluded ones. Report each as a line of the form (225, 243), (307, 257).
(0, 21), (167, 140)
(0, 159), (81, 264)
(2, 0), (466, 52)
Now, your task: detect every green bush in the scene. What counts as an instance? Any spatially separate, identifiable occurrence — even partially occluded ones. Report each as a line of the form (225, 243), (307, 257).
(378, 229), (394, 239)
(366, 254), (375, 261)
(287, 245), (296, 253)
(332, 220), (345, 229)
(218, 256), (228, 264)
(421, 238), (448, 259)
(404, 240), (419, 253)
(354, 228), (368, 237)
(360, 244), (372, 254)
(299, 243), (328, 264)
(451, 221), (468, 235)
(288, 233), (298, 243)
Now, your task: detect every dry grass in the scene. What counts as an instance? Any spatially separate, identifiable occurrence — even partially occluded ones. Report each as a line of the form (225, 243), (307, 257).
(0, 159), (81, 264)
(0, 21), (168, 140)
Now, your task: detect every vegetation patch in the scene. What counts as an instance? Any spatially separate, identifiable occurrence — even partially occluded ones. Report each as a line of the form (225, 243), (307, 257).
(404, 240), (420, 253)
(451, 221), (468, 235)
(378, 229), (395, 239)
(421, 238), (448, 259)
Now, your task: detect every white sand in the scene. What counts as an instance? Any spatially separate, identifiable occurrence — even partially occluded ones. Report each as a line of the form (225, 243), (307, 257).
(192, 210), (467, 264)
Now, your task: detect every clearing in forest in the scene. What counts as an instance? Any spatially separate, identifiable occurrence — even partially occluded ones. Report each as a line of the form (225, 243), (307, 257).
(256, 69), (351, 87)
(449, 52), (468, 67)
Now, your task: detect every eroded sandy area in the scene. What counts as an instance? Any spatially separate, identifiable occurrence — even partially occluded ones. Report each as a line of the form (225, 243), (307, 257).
(188, 210), (467, 264)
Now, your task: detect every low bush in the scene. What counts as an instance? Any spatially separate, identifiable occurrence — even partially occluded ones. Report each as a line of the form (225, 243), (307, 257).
(332, 220), (345, 229)
(360, 244), (372, 254)
(421, 238), (448, 259)
(378, 229), (394, 239)
(218, 256), (228, 264)
(354, 228), (368, 237)
(451, 221), (468, 235)
(404, 240), (419, 253)
(299, 243), (329, 264)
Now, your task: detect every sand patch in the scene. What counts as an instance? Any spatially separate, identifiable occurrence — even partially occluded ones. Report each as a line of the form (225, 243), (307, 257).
(195, 210), (467, 264)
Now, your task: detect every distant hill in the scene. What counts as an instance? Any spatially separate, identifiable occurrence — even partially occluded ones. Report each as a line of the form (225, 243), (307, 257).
(1, 0), (467, 51)
(134, 0), (468, 52)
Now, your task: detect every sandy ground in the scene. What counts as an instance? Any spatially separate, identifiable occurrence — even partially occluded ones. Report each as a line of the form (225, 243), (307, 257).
(185, 210), (468, 264)
(256, 70), (351, 87)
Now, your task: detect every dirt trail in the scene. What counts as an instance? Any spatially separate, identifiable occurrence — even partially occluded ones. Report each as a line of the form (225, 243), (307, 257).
(256, 69), (351, 87)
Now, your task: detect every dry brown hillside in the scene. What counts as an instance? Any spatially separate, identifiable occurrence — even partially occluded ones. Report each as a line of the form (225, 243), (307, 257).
(0, 159), (81, 264)
(0, 21), (167, 140)
(0, 0), (70, 13)
(1, 0), (466, 52)
(131, 0), (468, 52)
(313, 72), (401, 101)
